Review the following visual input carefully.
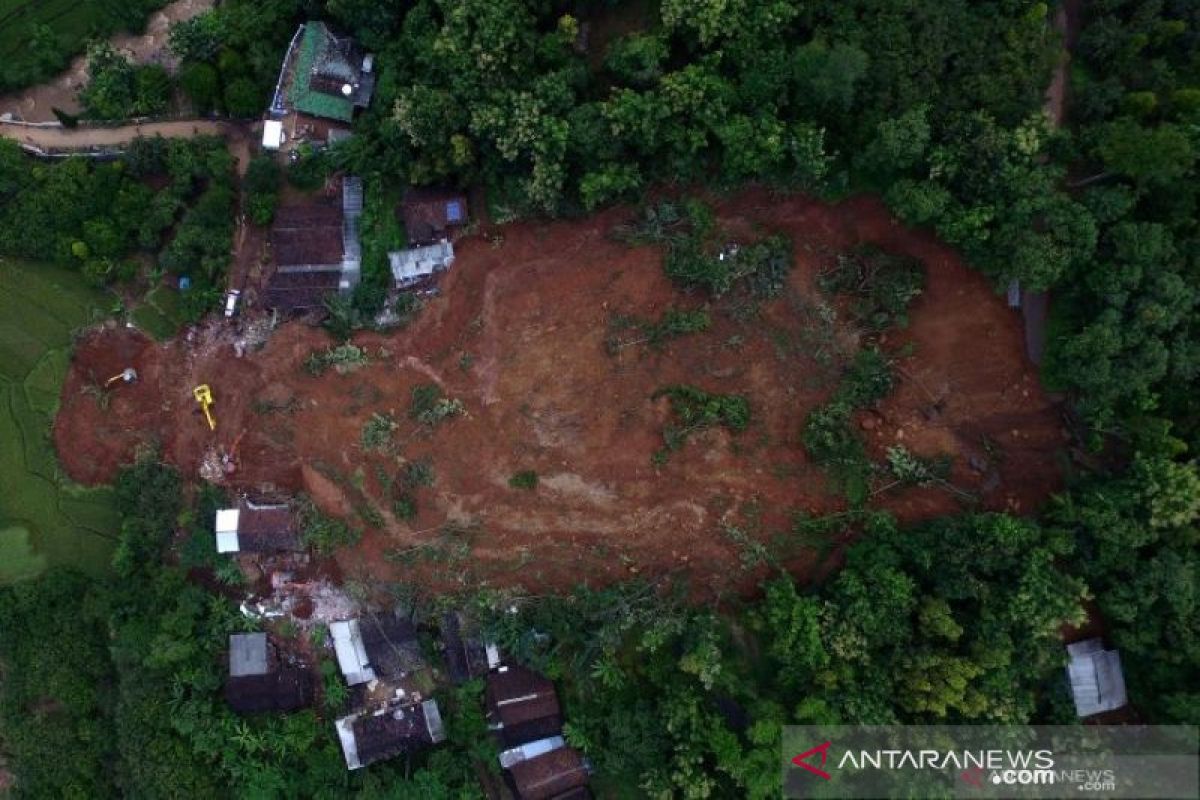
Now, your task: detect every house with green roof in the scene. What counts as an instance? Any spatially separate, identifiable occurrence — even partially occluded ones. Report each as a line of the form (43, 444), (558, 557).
(271, 22), (375, 123)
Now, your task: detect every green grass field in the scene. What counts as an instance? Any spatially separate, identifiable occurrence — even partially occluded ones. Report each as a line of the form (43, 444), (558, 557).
(132, 284), (189, 341)
(0, 259), (119, 583)
(0, 0), (167, 93)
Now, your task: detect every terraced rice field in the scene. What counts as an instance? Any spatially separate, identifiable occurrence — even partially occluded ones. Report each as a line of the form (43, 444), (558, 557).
(0, 259), (118, 583)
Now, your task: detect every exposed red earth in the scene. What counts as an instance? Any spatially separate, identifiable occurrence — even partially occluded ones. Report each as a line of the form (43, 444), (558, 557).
(55, 189), (1067, 597)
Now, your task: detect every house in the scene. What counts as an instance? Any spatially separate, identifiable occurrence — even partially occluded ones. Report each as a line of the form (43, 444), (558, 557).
(224, 632), (312, 713)
(401, 188), (468, 246)
(329, 612), (423, 686)
(440, 611), (501, 684)
(1066, 639), (1128, 717)
(485, 665), (563, 748)
(272, 22), (375, 123)
(264, 176), (363, 312)
(388, 241), (455, 290)
(335, 698), (446, 770)
(506, 746), (591, 800)
(215, 500), (301, 554)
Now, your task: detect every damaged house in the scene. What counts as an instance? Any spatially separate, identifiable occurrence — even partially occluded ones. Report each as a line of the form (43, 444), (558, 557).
(329, 611), (424, 687)
(400, 188), (468, 245)
(439, 611), (501, 684)
(224, 632), (313, 714)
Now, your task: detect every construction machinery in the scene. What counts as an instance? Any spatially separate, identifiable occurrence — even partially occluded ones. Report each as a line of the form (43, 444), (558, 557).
(104, 368), (138, 387)
(193, 384), (217, 431)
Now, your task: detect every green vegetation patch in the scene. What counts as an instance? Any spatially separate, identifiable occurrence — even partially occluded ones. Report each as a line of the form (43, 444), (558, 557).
(0, 261), (118, 583)
(652, 385), (750, 464)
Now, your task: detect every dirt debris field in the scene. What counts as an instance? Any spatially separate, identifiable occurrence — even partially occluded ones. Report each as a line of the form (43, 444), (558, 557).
(54, 189), (1067, 596)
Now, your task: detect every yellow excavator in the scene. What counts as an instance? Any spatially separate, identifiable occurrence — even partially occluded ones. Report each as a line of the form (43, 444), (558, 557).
(193, 384), (217, 430)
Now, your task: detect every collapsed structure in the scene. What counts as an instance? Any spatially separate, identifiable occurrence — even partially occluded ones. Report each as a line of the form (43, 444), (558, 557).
(224, 632), (312, 714)
(387, 188), (468, 291)
(330, 610), (447, 770)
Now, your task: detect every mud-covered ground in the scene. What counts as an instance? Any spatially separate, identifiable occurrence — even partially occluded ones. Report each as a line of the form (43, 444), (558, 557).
(54, 189), (1066, 596)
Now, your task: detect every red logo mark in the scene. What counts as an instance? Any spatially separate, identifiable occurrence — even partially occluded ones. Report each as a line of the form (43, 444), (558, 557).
(792, 741), (833, 780)
(961, 767), (985, 788)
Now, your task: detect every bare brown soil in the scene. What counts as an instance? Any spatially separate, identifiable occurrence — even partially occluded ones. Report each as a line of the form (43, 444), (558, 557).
(54, 190), (1066, 597)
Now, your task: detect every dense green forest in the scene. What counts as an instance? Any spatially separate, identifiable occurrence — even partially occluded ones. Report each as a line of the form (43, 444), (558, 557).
(1, 0), (1198, 797)
(0, 135), (235, 319)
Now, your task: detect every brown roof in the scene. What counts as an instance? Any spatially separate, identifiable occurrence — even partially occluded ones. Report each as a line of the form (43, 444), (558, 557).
(486, 666), (561, 736)
(353, 703), (435, 767)
(508, 747), (589, 800)
(225, 667), (312, 714)
(263, 269), (341, 312)
(400, 187), (467, 245)
(271, 204), (344, 267)
(237, 504), (301, 552)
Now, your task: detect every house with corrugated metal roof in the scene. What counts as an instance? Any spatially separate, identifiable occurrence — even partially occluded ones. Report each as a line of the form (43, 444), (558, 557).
(388, 240), (455, 290)
(1066, 638), (1128, 717)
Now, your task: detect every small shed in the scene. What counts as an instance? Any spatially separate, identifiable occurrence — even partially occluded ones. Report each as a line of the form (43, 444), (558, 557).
(499, 734), (566, 769)
(262, 119), (284, 151)
(485, 665), (562, 747)
(1066, 638), (1128, 717)
(388, 241), (454, 289)
(400, 188), (468, 245)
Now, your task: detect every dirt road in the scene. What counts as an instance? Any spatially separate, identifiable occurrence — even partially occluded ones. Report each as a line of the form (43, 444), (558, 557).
(2, 118), (230, 147)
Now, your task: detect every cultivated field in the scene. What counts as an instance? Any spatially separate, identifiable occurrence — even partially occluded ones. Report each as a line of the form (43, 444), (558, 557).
(53, 190), (1066, 596)
(0, 260), (118, 583)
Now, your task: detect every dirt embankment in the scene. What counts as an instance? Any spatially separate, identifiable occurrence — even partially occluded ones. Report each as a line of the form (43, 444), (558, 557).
(54, 190), (1066, 596)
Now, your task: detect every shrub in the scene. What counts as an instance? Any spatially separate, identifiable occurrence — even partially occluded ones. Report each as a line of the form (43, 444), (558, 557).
(652, 385), (750, 462)
(409, 383), (465, 426)
(401, 459), (435, 490)
(818, 245), (925, 331)
(393, 495), (418, 521)
(360, 413), (398, 451)
(509, 470), (539, 490)
(296, 498), (360, 555)
(303, 343), (369, 376)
